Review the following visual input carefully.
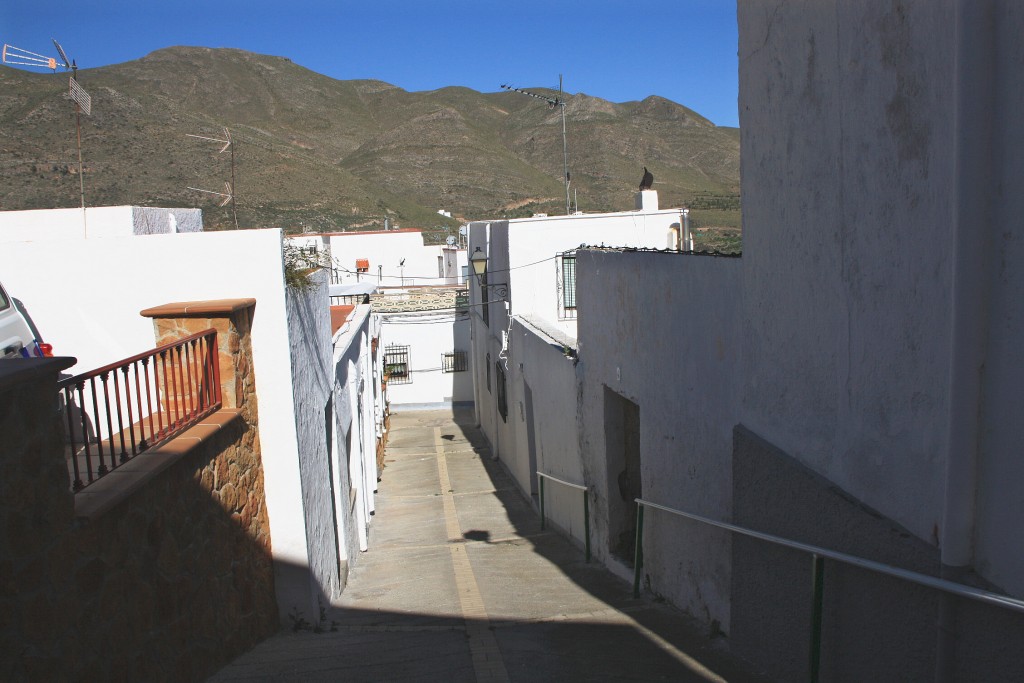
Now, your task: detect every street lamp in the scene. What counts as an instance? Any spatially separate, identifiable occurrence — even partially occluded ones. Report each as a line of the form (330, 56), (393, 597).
(470, 246), (508, 299)
(470, 246), (488, 277)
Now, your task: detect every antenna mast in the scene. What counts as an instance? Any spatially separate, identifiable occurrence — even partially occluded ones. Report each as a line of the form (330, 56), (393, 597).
(501, 75), (572, 215)
(4, 41), (92, 235)
(52, 40), (90, 228)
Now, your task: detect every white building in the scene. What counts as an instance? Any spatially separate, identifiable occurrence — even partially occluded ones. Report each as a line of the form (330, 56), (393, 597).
(291, 228), (466, 287)
(287, 230), (472, 408)
(466, 196), (689, 519)
(374, 286), (473, 408)
(0, 225), (383, 624)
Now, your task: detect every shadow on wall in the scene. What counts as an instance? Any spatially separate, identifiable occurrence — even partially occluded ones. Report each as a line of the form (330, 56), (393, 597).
(729, 425), (1024, 682)
(0, 360), (280, 683)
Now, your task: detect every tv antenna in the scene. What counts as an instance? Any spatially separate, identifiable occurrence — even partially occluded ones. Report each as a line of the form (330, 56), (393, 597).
(3, 40), (92, 234)
(187, 128), (238, 229)
(501, 75), (571, 215)
(2, 43), (58, 70)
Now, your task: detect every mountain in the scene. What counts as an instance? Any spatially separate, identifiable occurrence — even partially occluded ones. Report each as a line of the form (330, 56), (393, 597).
(0, 46), (740, 239)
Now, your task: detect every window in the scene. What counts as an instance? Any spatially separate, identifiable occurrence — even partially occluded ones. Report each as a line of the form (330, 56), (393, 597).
(384, 345), (411, 385)
(557, 252), (577, 320)
(486, 353), (491, 392)
(443, 351), (468, 373)
(356, 258), (370, 273)
(496, 360), (508, 422)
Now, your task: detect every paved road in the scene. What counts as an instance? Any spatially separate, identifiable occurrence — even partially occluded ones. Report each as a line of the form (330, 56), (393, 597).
(209, 408), (771, 682)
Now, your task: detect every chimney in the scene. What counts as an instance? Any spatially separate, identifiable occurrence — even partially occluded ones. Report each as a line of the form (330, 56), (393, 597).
(635, 190), (659, 211)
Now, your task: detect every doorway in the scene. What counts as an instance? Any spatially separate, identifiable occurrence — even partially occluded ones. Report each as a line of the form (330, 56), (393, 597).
(604, 388), (641, 565)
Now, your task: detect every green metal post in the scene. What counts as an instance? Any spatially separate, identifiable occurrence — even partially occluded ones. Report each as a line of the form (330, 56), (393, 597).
(539, 475), (546, 531)
(632, 503), (645, 598)
(583, 489), (591, 563)
(810, 553), (825, 683)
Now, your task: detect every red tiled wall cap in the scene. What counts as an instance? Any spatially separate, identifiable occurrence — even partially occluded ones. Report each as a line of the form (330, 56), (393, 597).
(140, 299), (257, 318)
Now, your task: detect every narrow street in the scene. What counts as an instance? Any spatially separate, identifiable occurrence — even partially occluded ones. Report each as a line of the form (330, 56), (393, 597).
(210, 408), (769, 682)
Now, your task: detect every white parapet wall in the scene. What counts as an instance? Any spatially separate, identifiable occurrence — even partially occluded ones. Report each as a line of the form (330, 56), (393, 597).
(0, 206), (202, 242)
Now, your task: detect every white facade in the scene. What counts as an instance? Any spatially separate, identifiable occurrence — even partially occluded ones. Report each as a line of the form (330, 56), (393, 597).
(0, 205), (202, 242)
(379, 305), (473, 407)
(467, 198), (688, 519)
(296, 229), (467, 288)
(330, 305), (381, 581)
(286, 231), (472, 407)
(576, 250), (743, 629)
(468, 203), (686, 339)
(737, 0), (1024, 595)
(0, 228), (380, 624)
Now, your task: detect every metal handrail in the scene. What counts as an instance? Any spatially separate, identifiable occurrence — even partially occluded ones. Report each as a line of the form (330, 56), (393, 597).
(632, 497), (1024, 682)
(58, 329), (221, 490)
(537, 471), (590, 562)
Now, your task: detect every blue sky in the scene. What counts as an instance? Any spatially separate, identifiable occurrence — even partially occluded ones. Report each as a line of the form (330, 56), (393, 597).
(2, 0), (739, 127)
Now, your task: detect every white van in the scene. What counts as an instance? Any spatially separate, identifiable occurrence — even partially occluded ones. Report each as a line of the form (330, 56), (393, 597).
(0, 280), (51, 359)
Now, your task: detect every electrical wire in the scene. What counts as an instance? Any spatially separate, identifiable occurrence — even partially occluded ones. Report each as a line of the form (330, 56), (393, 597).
(333, 253), (560, 282)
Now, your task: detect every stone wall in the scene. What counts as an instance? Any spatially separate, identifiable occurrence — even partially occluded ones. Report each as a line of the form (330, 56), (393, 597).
(0, 299), (278, 682)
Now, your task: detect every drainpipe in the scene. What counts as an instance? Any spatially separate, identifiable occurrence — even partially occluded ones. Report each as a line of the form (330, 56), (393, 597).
(936, 1), (994, 681)
(682, 209), (692, 252)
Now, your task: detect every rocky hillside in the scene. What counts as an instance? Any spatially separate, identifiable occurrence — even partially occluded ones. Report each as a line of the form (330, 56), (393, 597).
(0, 46), (740, 238)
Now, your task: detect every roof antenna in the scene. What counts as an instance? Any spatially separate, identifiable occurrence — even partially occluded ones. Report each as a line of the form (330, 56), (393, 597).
(501, 75), (572, 216)
(187, 128), (238, 229)
(4, 41), (92, 236)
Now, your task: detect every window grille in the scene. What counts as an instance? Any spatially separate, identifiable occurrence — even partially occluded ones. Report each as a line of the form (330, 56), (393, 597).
(496, 361), (508, 422)
(557, 252), (578, 320)
(384, 344), (411, 385)
(443, 351), (468, 373)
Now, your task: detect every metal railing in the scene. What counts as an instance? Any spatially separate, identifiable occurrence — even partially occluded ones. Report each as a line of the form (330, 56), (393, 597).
(59, 329), (221, 491)
(537, 471), (590, 562)
(631, 498), (1024, 683)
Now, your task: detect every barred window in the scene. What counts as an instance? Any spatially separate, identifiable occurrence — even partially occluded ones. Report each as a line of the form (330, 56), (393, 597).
(557, 252), (577, 320)
(384, 345), (411, 385)
(443, 351), (468, 373)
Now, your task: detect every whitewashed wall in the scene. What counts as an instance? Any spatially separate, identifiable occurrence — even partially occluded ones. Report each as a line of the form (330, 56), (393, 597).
(510, 316), (585, 546)
(285, 270), (342, 610)
(331, 305), (378, 575)
(468, 206), (684, 340)
(577, 249), (742, 630)
(738, 0), (1024, 596)
(325, 230), (439, 287)
(0, 205), (201, 242)
(381, 313), (472, 406)
(0, 229), (324, 622)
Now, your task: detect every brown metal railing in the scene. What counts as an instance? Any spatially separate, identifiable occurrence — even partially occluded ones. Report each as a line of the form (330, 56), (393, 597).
(58, 329), (221, 491)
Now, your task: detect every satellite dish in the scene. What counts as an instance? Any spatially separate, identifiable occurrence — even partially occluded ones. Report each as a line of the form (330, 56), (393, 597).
(459, 226), (467, 236)
(445, 235), (456, 246)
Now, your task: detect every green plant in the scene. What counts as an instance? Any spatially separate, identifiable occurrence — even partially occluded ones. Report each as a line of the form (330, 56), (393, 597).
(282, 243), (334, 290)
(288, 602), (339, 634)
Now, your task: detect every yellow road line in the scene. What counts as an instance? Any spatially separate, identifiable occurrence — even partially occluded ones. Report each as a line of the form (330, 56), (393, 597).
(434, 427), (510, 683)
